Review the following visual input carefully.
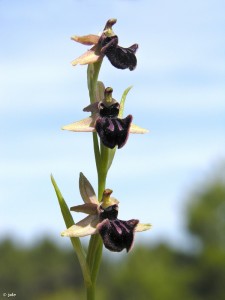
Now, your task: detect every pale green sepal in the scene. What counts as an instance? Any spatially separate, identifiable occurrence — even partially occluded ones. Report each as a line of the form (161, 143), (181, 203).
(71, 48), (101, 66)
(71, 34), (99, 45)
(61, 215), (99, 237)
(62, 117), (95, 132)
(135, 223), (152, 232)
(130, 123), (149, 134)
(62, 117), (148, 134)
(79, 172), (98, 204)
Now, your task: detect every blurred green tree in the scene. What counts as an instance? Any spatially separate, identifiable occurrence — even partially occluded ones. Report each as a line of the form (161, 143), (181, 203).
(98, 244), (195, 300)
(186, 167), (225, 300)
(0, 239), (85, 300)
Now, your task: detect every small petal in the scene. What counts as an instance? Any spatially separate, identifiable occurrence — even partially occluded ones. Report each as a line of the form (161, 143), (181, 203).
(84, 90), (118, 116)
(79, 172), (98, 204)
(83, 102), (100, 114)
(71, 47), (102, 66)
(135, 223), (152, 232)
(70, 203), (98, 215)
(61, 215), (98, 237)
(95, 81), (105, 102)
(71, 34), (99, 45)
(62, 117), (95, 132)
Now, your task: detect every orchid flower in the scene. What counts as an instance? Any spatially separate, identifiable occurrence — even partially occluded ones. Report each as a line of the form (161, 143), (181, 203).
(71, 19), (138, 70)
(62, 83), (148, 149)
(61, 173), (151, 252)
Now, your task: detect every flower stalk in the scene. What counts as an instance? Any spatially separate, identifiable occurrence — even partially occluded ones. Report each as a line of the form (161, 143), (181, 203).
(86, 60), (114, 299)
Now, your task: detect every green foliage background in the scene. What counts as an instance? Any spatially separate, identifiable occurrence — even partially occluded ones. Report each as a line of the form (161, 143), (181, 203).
(1, 168), (225, 300)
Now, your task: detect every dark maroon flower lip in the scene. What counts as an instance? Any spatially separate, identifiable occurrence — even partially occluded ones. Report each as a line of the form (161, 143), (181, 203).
(95, 113), (133, 149)
(97, 204), (139, 252)
(95, 98), (133, 149)
(100, 35), (138, 71)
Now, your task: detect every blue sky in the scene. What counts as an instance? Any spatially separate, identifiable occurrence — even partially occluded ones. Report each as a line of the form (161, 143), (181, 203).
(0, 0), (224, 250)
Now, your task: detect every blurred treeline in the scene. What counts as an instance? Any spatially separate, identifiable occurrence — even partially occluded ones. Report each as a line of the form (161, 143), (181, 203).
(1, 168), (225, 300)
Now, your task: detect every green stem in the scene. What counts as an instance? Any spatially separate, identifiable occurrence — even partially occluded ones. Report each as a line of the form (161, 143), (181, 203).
(86, 151), (108, 299)
(87, 61), (103, 104)
(86, 61), (105, 300)
(86, 60), (118, 300)
(86, 285), (95, 300)
(90, 236), (103, 282)
(97, 171), (107, 201)
(86, 234), (103, 277)
(98, 143), (110, 198)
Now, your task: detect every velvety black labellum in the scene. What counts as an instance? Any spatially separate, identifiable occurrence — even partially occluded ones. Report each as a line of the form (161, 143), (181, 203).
(100, 35), (138, 71)
(95, 114), (132, 149)
(97, 205), (139, 252)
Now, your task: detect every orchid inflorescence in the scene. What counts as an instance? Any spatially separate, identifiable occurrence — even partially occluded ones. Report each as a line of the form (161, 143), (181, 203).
(52, 18), (151, 299)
